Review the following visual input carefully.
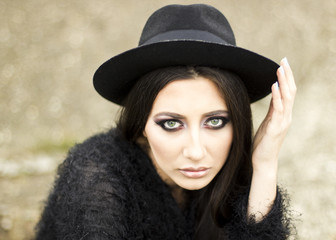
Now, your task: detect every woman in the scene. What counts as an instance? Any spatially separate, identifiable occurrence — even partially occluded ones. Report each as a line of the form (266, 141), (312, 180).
(36, 4), (296, 239)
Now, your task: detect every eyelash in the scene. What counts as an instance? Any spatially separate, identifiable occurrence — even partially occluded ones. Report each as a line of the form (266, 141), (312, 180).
(204, 117), (230, 129)
(155, 116), (230, 132)
(155, 119), (184, 132)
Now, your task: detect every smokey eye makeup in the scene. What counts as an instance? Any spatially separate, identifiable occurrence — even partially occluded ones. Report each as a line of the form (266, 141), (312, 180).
(154, 116), (230, 131)
(203, 116), (230, 129)
(154, 119), (184, 131)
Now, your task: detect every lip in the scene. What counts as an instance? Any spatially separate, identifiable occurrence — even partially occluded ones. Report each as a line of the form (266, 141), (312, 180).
(179, 167), (210, 178)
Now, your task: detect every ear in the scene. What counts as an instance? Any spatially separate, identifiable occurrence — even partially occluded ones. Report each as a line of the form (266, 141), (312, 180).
(143, 130), (147, 138)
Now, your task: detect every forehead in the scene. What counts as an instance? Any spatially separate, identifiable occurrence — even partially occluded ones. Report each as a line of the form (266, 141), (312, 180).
(150, 76), (228, 114)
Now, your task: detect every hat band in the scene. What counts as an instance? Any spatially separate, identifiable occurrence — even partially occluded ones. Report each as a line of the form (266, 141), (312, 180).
(140, 29), (229, 46)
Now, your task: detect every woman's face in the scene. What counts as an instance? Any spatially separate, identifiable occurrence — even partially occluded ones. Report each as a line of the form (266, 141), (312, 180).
(144, 76), (233, 190)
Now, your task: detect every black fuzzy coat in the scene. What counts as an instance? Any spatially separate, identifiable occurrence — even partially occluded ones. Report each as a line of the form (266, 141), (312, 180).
(35, 129), (292, 239)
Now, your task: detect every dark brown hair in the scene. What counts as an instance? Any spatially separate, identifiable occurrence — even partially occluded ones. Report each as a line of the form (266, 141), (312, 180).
(117, 66), (253, 238)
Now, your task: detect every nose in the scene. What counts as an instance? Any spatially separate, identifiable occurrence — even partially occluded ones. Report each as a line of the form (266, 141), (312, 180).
(183, 129), (206, 161)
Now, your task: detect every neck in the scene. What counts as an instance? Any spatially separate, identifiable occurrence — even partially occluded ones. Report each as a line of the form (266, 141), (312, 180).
(171, 185), (186, 209)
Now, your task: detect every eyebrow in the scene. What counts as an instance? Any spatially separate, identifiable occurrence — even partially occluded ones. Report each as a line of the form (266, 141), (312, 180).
(153, 110), (229, 119)
(153, 112), (185, 119)
(203, 110), (229, 117)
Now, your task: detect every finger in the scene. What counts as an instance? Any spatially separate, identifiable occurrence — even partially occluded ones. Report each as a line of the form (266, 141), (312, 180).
(281, 58), (296, 95)
(277, 61), (296, 128)
(277, 66), (291, 101)
(278, 62), (296, 114)
(271, 82), (283, 115)
(263, 102), (273, 123)
(280, 59), (296, 116)
(268, 98), (274, 116)
(276, 67), (295, 123)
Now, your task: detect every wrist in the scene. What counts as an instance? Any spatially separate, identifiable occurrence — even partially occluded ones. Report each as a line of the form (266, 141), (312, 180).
(248, 166), (278, 221)
(252, 159), (278, 180)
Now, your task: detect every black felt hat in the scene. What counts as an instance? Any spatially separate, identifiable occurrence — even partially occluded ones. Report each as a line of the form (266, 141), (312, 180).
(93, 4), (279, 105)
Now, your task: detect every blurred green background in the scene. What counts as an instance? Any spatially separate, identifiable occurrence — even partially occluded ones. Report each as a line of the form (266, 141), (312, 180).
(1, 0), (335, 239)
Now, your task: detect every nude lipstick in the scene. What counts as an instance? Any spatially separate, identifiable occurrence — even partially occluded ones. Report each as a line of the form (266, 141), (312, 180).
(179, 167), (210, 178)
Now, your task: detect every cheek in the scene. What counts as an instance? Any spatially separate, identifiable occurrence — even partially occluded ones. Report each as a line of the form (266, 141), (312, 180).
(208, 129), (233, 166)
(144, 124), (181, 160)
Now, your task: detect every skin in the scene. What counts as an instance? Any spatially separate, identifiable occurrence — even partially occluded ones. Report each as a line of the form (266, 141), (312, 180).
(248, 57), (296, 220)
(144, 77), (233, 191)
(144, 58), (296, 220)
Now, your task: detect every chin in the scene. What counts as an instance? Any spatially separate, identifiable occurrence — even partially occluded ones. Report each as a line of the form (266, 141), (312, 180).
(176, 178), (212, 190)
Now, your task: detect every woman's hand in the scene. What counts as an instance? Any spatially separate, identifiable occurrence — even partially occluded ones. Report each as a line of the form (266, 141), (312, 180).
(253, 57), (296, 171)
(248, 57), (296, 221)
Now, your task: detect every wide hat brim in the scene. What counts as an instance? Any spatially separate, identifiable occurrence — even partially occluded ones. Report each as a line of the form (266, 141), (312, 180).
(93, 40), (279, 105)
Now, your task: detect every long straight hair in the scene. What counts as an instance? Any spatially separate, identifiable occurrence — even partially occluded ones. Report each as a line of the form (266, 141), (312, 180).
(117, 66), (253, 239)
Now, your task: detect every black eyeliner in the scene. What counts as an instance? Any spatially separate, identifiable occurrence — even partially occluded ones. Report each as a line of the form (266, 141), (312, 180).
(154, 119), (183, 131)
(205, 116), (230, 129)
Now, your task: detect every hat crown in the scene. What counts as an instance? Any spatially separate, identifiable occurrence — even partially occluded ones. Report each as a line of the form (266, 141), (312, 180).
(94, 4), (278, 105)
(139, 4), (236, 46)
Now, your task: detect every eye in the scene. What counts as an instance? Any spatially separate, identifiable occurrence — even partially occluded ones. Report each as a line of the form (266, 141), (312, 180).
(155, 119), (183, 131)
(204, 117), (229, 129)
(164, 120), (181, 129)
(208, 118), (222, 126)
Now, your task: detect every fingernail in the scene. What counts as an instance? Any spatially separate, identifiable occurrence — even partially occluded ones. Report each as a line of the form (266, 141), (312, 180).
(282, 57), (289, 67)
(279, 66), (285, 75)
(275, 81), (279, 90)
